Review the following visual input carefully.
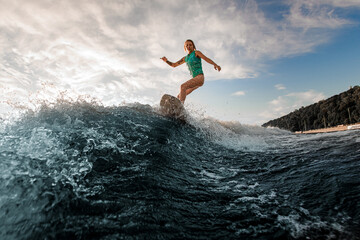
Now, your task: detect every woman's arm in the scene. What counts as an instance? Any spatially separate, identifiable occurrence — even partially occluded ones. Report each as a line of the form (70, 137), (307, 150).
(195, 51), (221, 71)
(161, 56), (185, 68)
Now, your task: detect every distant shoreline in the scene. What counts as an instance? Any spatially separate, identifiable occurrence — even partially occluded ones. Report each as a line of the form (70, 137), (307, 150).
(262, 86), (360, 133)
(295, 122), (360, 134)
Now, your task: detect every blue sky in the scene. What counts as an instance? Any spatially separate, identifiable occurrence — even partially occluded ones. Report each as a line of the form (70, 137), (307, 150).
(1, 0), (360, 125)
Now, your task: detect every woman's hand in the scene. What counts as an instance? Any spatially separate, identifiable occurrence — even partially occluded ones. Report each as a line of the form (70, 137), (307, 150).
(214, 64), (221, 72)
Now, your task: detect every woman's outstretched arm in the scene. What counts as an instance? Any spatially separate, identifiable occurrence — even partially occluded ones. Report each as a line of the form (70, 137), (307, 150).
(161, 56), (185, 68)
(195, 51), (221, 71)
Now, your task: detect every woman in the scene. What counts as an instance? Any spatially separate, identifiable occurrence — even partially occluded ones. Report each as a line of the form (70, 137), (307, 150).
(161, 39), (221, 104)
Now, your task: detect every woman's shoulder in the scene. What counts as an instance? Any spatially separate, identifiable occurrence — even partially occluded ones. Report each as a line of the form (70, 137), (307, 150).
(194, 50), (203, 57)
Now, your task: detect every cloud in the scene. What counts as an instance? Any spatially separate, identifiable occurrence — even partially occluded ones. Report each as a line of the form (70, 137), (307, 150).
(286, 90), (325, 103)
(275, 84), (286, 90)
(309, 0), (360, 8)
(0, 0), (357, 111)
(284, 0), (353, 30)
(260, 89), (325, 121)
(232, 91), (245, 96)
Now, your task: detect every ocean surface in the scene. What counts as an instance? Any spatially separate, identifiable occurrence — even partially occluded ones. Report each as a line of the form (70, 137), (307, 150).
(0, 100), (359, 240)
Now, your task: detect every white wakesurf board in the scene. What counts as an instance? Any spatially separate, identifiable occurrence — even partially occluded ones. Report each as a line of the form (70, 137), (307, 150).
(160, 94), (186, 121)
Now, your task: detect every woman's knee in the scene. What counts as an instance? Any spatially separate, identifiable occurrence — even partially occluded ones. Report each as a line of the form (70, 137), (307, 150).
(180, 83), (188, 92)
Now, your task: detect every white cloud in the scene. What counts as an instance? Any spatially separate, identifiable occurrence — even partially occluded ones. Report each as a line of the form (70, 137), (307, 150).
(286, 90), (325, 103)
(275, 84), (286, 90)
(284, 0), (352, 30)
(260, 89), (325, 121)
(307, 0), (360, 8)
(232, 91), (245, 96)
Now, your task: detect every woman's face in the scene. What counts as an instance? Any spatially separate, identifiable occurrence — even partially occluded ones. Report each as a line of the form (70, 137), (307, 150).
(184, 41), (194, 53)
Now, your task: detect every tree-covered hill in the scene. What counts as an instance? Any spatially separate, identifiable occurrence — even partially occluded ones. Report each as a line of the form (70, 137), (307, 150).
(262, 86), (360, 132)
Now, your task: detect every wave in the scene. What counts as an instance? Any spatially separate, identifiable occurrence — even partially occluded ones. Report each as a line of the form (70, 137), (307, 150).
(0, 96), (271, 236)
(1, 96), (358, 239)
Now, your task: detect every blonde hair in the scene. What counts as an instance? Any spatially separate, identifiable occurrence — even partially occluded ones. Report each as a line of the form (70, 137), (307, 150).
(184, 39), (196, 52)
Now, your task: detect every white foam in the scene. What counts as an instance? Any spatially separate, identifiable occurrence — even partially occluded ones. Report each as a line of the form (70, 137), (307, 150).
(184, 113), (273, 152)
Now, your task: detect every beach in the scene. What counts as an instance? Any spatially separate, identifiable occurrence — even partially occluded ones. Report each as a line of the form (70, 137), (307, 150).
(295, 123), (360, 134)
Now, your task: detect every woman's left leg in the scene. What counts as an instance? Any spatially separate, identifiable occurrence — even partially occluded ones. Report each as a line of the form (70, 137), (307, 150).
(177, 86), (200, 98)
(178, 74), (204, 103)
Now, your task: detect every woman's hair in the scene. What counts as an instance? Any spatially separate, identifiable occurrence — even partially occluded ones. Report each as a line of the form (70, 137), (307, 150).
(184, 39), (196, 52)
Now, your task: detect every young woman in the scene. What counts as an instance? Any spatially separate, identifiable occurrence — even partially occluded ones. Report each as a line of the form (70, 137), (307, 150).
(161, 39), (221, 104)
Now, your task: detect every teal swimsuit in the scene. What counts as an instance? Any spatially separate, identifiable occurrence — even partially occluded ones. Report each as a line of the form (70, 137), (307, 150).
(185, 51), (203, 78)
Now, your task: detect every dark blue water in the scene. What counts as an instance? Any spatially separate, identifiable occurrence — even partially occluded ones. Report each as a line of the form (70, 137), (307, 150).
(0, 101), (359, 240)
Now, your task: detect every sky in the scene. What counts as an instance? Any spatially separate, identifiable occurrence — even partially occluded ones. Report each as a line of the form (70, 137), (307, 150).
(1, 0), (360, 125)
